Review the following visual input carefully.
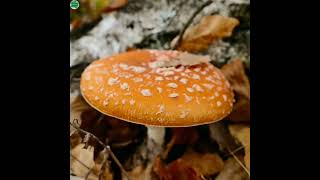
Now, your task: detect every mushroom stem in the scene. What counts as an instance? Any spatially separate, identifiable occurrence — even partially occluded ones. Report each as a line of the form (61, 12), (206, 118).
(147, 126), (165, 146)
(122, 126), (165, 169)
(146, 126), (166, 160)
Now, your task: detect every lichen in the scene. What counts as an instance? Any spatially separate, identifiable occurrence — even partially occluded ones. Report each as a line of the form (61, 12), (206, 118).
(70, 0), (250, 67)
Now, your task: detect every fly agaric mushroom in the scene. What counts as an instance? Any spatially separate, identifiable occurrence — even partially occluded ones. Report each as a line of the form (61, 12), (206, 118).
(80, 49), (234, 162)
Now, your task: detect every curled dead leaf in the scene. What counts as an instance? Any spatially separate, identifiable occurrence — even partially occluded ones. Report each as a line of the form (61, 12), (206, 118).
(70, 95), (92, 135)
(154, 150), (224, 179)
(71, 144), (95, 178)
(221, 59), (250, 122)
(163, 127), (199, 159)
(71, 145), (114, 180)
(70, 0), (128, 34)
(221, 59), (250, 98)
(153, 156), (202, 180)
(209, 122), (238, 152)
(103, 0), (128, 12)
(93, 149), (114, 180)
(122, 164), (154, 180)
(229, 125), (250, 170)
(216, 158), (249, 180)
(215, 158), (250, 180)
(70, 175), (85, 180)
(172, 15), (239, 52)
(179, 150), (224, 176)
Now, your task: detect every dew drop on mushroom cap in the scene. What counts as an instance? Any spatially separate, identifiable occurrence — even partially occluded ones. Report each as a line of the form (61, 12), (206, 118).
(80, 49), (234, 127)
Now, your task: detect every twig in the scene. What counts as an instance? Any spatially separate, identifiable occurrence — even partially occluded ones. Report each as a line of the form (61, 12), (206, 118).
(70, 122), (131, 180)
(71, 154), (92, 170)
(228, 147), (250, 177)
(224, 145), (244, 158)
(84, 166), (95, 180)
(70, 154), (99, 179)
(98, 154), (109, 180)
(173, 0), (214, 50)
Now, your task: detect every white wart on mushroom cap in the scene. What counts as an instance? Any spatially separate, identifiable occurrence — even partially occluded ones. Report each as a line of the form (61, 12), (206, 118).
(80, 50), (234, 127)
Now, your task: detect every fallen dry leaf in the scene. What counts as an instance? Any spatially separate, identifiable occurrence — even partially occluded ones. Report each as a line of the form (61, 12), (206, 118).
(70, 175), (85, 180)
(229, 125), (250, 170)
(209, 122), (238, 152)
(172, 15), (239, 52)
(71, 145), (114, 180)
(93, 149), (114, 180)
(163, 127), (199, 159)
(170, 128), (199, 145)
(153, 156), (202, 180)
(221, 59), (250, 122)
(103, 0), (128, 12)
(216, 158), (249, 180)
(70, 0), (128, 33)
(71, 144), (95, 177)
(70, 95), (92, 135)
(154, 150), (224, 179)
(180, 150), (224, 176)
(221, 59), (250, 98)
(122, 163), (154, 180)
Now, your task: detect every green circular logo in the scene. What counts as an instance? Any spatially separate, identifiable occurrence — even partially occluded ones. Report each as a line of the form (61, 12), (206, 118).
(70, 0), (80, 10)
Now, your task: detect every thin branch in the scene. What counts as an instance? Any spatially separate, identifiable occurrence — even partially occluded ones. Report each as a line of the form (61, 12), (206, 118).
(224, 145), (244, 158)
(228, 147), (250, 177)
(98, 154), (110, 180)
(84, 167), (95, 180)
(71, 154), (92, 170)
(173, 0), (214, 50)
(70, 122), (131, 180)
(70, 154), (99, 179)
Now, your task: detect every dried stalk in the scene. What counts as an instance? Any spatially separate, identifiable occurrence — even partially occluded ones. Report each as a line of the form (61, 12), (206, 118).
(84, 167), (95, 180)
(70, 122), (130, 180)
(224, 145), (244, 158)
(228, 147), (250, 177)
(71, 154), (92, 170)
(70, 154), (99, 179)
(98, 153), (110, 180)
(173, 0), (214, 49)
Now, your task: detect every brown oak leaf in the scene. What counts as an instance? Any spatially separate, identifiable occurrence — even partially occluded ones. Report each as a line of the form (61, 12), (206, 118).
(153, 156), (202, 180)
(229, 125), (250, 170)
(216, 158), (249, 180)
(179, 150), (224, 176)
(172, 15), (239, 52)
(221, 59), (250, 122)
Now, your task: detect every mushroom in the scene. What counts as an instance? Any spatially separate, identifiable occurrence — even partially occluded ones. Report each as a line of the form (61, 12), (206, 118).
(80, 49), (234, 163)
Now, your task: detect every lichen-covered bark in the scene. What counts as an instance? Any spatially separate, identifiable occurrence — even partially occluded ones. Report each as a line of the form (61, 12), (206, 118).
(70, 0), (250, 68)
